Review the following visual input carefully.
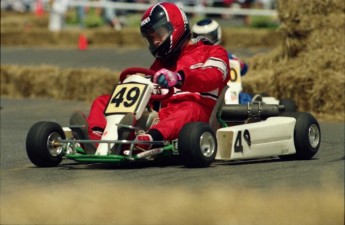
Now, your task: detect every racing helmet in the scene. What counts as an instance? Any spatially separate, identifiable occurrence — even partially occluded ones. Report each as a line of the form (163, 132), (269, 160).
(140, 2), (191, 59)
(192, 18), (222, 45)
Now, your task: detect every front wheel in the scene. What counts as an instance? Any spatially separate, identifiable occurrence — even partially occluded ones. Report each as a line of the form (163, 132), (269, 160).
(178, 122), (217, 168)
(279, 112), (321, 160)
(26, 121), (65, 167)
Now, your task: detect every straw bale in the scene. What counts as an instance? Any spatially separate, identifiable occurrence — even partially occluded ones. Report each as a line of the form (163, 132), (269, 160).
(0, 12), (48, 32)
(56, 68), (117, 101)
(222, 29), (282, 48)
(1, 65), (119, 102)
(0, 30), (80, 47)
(244, 0), (345, 120)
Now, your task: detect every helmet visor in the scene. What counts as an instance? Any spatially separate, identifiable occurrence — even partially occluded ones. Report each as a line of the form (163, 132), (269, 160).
(141, 21), (173, 51)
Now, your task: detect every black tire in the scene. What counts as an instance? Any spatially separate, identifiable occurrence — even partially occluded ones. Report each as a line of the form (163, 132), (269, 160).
(279, 112), (321, 160)
(178, 122), (217, 168)
(279, 99), (297, 112)
(26, 121), (65, 167)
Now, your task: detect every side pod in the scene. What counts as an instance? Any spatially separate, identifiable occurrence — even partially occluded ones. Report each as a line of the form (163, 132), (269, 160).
(216, 117), (296, 160)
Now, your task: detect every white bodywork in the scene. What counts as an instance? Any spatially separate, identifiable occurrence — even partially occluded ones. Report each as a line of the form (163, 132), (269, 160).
(216, 117), (297, 160)
(225, 59), (242, 105)
(261, 97), (280, 104)
(96, 75), (154, 155)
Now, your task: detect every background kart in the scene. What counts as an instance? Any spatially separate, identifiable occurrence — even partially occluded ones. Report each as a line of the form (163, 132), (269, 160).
(227, 59), (297, 112)
(26, 67), (321, 168)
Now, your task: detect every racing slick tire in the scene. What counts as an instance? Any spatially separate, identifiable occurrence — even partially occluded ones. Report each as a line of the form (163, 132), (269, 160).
(279, 99), (297, 112)
(279, 112), (321, 160)
(26, 121), (65, 167)
(178, 122), (217, 168)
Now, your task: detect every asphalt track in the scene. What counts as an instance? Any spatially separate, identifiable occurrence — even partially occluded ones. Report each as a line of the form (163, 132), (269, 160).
(1, 47), (344, 224)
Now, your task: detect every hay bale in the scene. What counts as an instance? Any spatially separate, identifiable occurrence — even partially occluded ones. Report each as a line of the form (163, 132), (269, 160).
(222, 28), (282, 48)
(0, 12), (49, 32)
(56, 68), (117, 101)
(0, 30), (80, 47)
(0, 65), (119, 102)
(244, 0), (345, 120)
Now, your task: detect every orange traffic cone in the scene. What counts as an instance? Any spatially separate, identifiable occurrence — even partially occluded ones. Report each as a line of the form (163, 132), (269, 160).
(78, 34), (88, 51)
(35, 0), (44, 17)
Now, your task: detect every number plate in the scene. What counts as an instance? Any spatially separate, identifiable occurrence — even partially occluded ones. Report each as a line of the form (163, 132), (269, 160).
(104, 82), (148, 115)
(229, 59), (242, 84)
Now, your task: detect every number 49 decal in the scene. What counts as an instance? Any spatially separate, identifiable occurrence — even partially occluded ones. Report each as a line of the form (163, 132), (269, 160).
(104, 83), (147, 115)
(234, 129), (251, 152)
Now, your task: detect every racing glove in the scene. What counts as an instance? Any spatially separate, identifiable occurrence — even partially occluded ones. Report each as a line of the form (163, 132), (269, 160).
(153, 68), (182, 88)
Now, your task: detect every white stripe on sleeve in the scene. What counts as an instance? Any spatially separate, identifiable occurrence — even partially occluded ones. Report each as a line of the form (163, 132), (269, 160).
(203, 57), (228, 80)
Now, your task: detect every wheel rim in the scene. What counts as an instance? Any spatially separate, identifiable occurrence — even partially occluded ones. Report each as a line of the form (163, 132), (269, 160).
(308, 124), (320, 148)
(47, 132), (63, 156)
(199, 132), (216, 157)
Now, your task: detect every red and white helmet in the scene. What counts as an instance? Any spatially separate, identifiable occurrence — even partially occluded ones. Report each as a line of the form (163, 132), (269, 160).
(140, 2), (190, 59)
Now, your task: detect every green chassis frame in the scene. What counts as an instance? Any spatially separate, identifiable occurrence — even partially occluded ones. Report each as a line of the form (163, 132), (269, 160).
(63, 139), (178, 164)
(62, 112), (227, 164)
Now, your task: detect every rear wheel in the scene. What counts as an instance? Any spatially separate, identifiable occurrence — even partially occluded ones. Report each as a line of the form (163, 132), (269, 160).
(178, 122), (217, 168)
(279, 112), (321, 160)
(26, 121), (65, 167)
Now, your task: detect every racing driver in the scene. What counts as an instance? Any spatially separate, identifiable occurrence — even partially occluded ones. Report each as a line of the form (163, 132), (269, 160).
(70, 2), (230, 152)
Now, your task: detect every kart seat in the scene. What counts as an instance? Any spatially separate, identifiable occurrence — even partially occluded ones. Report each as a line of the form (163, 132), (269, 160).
(209, 86), (228, 132)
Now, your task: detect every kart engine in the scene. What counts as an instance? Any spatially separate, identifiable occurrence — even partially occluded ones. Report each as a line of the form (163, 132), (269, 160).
(221, 102), (285, 121)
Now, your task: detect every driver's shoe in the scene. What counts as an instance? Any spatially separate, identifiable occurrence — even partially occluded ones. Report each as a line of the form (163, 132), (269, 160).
(69, 111), (96, 154)
(134, 133), (153, 151)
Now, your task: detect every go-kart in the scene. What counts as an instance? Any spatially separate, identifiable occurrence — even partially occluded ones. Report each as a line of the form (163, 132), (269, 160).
(26, 67), (321, 168)
(226, 59), (297, 112)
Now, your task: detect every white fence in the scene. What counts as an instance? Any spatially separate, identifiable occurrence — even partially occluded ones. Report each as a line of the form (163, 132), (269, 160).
(1, 0), (277, 17)
(66, 0), (277, 17)
(1, 0), (278, 31)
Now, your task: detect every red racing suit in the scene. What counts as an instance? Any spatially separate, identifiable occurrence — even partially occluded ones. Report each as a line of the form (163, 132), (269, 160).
(87, 39), (230, 141)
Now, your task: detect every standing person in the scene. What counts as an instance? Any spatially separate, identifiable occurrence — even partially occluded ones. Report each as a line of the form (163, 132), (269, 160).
(238, 0), (255, 26)
(191, 18), (251, 104)
(103, 0), (123, 30)
(76, 4), (86, 28)
(48, 0), (69, 32)
(71, 2), (230, 152)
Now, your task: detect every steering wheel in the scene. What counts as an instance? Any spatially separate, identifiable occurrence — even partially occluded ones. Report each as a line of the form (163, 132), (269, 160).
(119, 67), (174, 101)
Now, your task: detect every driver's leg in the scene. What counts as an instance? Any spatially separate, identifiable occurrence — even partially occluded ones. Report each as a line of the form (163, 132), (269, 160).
(153, 100), (212, 140)
(134, 100), (212, 150)
(87, 94), (110, 140)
